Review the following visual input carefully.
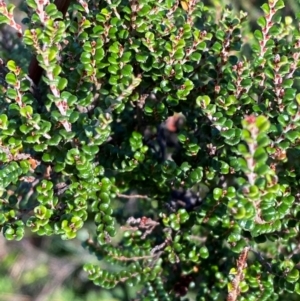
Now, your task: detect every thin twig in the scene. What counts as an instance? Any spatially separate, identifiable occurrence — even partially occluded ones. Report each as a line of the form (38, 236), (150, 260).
(111, 253), (160, 262)
(227, 247), (250, 301)
(0, 293), (31, 301)
(117, 193), (150, 199)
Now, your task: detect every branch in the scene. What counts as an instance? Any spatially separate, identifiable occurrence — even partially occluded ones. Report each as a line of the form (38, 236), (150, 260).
(117, 193), (150, 199)
(227, 247), (250, 301)
(28, 0), (72, 85)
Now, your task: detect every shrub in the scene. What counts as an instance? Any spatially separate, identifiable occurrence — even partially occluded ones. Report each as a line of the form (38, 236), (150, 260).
(1, 0), (300, 300)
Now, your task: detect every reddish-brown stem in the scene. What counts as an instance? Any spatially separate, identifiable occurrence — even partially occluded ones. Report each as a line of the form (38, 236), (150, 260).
(28, 0), (71, 85)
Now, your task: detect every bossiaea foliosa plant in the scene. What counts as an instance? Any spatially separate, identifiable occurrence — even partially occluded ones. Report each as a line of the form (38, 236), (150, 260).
(1, 0), (300, 299)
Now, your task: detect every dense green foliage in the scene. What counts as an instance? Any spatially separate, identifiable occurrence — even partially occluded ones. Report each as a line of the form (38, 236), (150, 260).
(1, 0), (300, 300)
